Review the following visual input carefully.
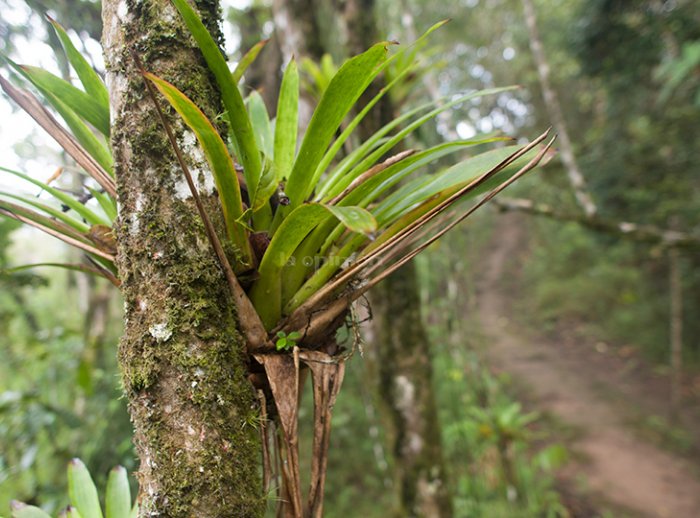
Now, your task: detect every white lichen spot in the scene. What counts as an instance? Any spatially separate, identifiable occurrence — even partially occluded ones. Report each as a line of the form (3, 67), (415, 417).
(149, 323), (172, 343)
(129, 192), (144, 236)
(172, 131), (216, 199)
(194, 368), (205, 378)
(394, 375), (415, 411)
(408, 432), (423, 455)
(138, 299), (148, 311)
(161, 2), (179, 23)
(191, 381), (198, 388)
(107, 72), (128, 121)
(620, 222), (637, 233)
(116, 0), (128, 19)
(173, 175), (195, 200)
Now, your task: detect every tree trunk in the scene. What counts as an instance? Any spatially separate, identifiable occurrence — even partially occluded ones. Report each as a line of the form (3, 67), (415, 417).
(369, 264), (452, 517)
(235, 4), (283, 112)
(272, 0), (327, 129)
(521, 0), (597, 217)
(102, 1), (264, 515)
(669, 246), (683, 418)
(343, 2), (453, 515)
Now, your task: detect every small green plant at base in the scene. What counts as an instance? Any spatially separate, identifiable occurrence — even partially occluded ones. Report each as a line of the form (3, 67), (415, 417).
(275, 330), (301, 351)
(3, 459), (137, 518)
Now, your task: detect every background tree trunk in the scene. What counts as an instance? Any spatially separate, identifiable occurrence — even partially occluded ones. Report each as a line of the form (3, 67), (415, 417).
(342, 2), (453, 515)
(233, 4), (283, 112)
(102, 1), (264, 515)
(271, 0), (453, 511)
(368, 264), (453, 517)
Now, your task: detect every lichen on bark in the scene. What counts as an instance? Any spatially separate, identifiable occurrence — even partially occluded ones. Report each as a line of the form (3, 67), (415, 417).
(102, 0), (264, 515)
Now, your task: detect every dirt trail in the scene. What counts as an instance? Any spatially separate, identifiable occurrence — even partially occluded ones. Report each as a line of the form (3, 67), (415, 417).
(477, 214), (700, 518)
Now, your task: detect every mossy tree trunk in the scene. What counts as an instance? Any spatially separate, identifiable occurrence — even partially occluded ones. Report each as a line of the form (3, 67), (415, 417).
(102, 1), (264, 515)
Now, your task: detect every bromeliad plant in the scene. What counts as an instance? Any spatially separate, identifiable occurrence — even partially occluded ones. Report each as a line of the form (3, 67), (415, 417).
(5, 459), (137, 518)
(0, 2), (553, 515)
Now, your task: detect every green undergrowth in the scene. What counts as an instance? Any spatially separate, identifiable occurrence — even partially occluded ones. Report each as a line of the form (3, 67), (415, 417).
(429, 320), (570, 518)
(521, 217), (700, 368)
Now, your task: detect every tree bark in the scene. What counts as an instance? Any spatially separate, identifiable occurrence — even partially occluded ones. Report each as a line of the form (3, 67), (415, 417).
(669, 246), (683, 418)
(369, 264), (452, 517)
(102, 1), (264, 515)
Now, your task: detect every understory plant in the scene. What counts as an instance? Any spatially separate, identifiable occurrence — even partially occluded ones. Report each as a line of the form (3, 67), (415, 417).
(0, 2), (553, 514)
(4, 459), (136, 518)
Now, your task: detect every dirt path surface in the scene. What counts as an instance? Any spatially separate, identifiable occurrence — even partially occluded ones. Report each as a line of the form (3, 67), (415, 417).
(477, 214), (700, 518)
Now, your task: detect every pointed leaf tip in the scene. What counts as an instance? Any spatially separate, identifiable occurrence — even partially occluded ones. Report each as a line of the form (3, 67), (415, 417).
(68, 457), (103, 518)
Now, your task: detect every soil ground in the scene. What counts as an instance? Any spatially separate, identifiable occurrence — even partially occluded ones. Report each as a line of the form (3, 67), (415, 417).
(476, 213), (700, 518)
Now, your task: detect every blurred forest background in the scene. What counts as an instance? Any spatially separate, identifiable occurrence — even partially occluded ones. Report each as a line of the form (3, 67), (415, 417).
(1, 0), (699, 516)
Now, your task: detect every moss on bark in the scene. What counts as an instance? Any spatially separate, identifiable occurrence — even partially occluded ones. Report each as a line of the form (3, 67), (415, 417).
(102, 0), (264, 515)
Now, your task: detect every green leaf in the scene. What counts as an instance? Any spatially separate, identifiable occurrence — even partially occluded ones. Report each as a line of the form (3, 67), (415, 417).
(338, 138), (507, 211)
(0, 192), (91, 233)
(48, 17), (109, 110)
(68, 458), (104, 518)
(284, 140), (518, 313)
(106, 467), (131, 518)
(249, 203), (376, 329)
(87, 188), (117, 222)
(313, 20), (450, 199)
(280, 138), (501, 304)
(311, 64), (416, 200)
(329, 87), (516, 200)
(375, 144), (534, 224)
(284, 238), (359, 313)
(4, 263), (110, 279)
(0, 166), (109, 226)
(232, 39), (268, 84)
(0, 198), (93, 244)
(250, 159), (278, 213)
(323, 205), (377, 235)
(10, 502), (52, 518)
(8, 61), (110, 136)
(281, 42), (390, 211)
(145, 73), (251, 260)
(274, 58), (299, 183)
(246, 90), (273, 158)
(3, 57), (113, 171)
(170, 0), (262, 200)
(316, 102), (434, 200)
(43, 94), (113, 174)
